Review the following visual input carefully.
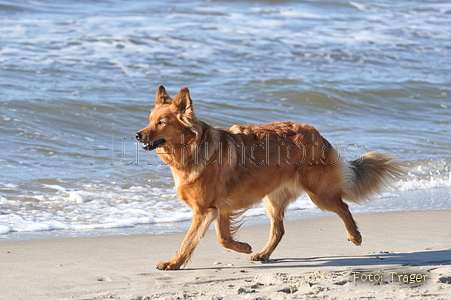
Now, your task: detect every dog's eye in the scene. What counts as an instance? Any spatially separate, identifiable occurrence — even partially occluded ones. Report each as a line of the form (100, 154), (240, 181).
(157, 120), (166, 125)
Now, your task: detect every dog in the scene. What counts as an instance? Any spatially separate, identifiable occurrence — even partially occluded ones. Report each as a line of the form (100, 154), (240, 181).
(135, 85), (403, 270)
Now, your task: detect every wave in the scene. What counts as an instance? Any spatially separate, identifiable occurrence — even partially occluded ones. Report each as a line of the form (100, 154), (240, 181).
(1, 161), (449, 236)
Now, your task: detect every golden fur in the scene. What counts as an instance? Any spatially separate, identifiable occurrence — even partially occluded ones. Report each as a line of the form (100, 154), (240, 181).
(136, 85), (404, 270)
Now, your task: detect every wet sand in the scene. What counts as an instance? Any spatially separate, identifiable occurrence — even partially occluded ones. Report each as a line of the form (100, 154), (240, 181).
(1, 210), (450, 300)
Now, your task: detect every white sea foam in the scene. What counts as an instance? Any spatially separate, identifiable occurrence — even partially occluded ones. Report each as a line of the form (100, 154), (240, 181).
(2, 154), (451, 236)
(1, 170), (449, 236)
(0, 225), (11, 235)
(397, 174), (451, 192)
(67, 191), (88, 204)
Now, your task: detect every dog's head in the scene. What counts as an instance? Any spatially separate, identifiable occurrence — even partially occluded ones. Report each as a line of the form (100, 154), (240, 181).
(135, 85), (198, 151)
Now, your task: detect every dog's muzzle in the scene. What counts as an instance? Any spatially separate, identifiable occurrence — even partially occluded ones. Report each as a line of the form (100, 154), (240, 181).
(135, 132), (166, 151)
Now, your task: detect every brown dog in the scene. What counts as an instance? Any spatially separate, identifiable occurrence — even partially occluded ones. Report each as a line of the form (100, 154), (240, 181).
(136, 85), (403, 270)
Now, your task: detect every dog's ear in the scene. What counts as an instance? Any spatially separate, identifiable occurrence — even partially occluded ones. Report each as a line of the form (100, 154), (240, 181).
(155, 85), (172, 106)
(172, 87), (193, 114)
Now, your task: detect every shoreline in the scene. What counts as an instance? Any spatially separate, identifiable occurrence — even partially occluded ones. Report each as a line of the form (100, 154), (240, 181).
(2, 187), (451, 241)
(1, 210), (450, 299)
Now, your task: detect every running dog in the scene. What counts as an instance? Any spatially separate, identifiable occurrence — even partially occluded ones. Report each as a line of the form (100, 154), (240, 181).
(135, 85), (403, 270)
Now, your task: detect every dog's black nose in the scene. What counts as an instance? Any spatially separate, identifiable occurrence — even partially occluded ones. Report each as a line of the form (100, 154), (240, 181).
(135, 132), (142, 141)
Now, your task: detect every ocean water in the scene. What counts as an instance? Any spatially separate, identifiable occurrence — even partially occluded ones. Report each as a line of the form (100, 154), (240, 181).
(0, 0), (450, 239)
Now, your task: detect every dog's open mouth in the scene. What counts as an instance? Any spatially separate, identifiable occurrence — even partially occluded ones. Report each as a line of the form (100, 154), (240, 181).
(142, 139), (166, 151)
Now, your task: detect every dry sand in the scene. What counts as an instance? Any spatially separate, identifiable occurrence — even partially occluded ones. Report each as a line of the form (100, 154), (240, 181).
(1, 210), (450, 300)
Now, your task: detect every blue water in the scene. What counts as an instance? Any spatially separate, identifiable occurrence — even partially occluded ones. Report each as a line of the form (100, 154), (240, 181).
(0, 0), (450, 239)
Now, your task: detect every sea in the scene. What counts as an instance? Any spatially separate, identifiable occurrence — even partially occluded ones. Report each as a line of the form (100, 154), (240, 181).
(1, 0), (450, 240)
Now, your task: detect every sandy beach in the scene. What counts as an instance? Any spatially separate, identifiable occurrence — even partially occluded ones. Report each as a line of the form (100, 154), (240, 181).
(1, 210), (450, 300)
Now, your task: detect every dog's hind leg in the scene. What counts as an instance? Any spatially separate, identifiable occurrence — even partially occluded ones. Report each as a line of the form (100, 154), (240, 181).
(214, 212), (252, 254)
(308, 192), (362, 246)
(250, 191), (291, 261)
(157, 207), (218, 270)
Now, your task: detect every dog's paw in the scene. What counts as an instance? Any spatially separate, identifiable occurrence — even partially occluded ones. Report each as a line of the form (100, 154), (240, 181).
(347, 233), (362, 246)
(237, 242), (253, 254)
(250, 252), (270, 262)
(156, 261), (180, 270)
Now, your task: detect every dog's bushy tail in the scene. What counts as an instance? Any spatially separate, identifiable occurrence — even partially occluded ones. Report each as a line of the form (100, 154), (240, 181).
(344, 152), (404, 203)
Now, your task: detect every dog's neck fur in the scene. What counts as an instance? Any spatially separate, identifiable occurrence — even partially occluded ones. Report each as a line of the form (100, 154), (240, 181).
(158, 119), (222, 184)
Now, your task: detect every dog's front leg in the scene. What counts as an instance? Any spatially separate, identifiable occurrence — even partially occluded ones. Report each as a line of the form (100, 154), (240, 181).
(157, 207), (218, 270)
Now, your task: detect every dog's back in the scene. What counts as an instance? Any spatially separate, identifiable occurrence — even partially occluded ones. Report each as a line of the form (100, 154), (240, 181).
(194, 121), (341, 211)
